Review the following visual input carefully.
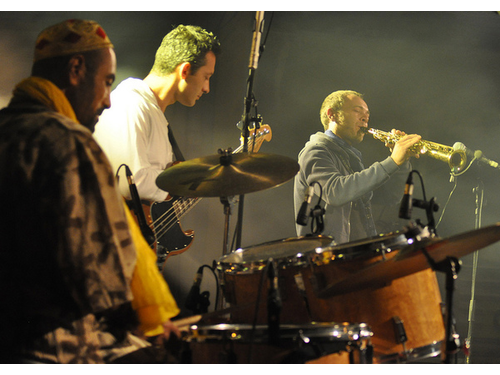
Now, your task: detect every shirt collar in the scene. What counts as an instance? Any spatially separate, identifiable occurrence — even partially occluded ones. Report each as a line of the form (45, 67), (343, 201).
(325, 129), (363, 159)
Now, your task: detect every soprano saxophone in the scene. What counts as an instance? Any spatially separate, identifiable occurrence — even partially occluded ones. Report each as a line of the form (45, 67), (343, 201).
(362, 128), (467, 172)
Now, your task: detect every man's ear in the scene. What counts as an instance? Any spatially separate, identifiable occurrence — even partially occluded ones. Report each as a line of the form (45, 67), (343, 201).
(67, 55), (86, 86)
(178, 62), (191, 80)
(328, 108), (338, 123)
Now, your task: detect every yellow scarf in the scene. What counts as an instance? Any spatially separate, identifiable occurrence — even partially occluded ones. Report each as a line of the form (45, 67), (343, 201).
(14, 76), (179, 336)
(12, 77), (78, 122)
(124, 204), (180, 335)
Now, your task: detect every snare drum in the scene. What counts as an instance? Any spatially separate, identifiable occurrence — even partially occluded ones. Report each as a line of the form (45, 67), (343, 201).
(181, 322), (373, 364)
(218, 236), (335, 324)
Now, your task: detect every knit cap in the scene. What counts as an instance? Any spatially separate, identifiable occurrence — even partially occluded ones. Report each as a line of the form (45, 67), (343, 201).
(34, 19), (113, 62)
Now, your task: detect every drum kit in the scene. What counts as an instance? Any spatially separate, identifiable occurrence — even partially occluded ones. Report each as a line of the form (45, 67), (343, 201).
(156, 150), (500, 364)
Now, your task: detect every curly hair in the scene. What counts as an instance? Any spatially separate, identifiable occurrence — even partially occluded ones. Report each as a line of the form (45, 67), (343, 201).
(150, 24), (221, 76)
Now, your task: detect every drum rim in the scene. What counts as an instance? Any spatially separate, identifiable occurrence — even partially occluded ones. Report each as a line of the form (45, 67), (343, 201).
(217, 226), (432, 274)
(315, 231), (409, 258)
(218, 235), (335, 265)
(217, 230), (411, 273)
(187, 322), (373, 342)
(376, 340), (442, 364)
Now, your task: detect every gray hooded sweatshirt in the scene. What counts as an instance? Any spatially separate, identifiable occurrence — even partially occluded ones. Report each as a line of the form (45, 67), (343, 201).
(294, 131), (410, 244)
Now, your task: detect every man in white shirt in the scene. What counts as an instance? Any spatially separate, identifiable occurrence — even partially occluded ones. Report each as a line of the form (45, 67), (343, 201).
(94, 24), (221, 201)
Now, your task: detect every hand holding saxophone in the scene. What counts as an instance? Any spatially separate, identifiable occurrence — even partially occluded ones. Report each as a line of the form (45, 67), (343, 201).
(361, 127), (422, 165)
(385, 129), (422, 166)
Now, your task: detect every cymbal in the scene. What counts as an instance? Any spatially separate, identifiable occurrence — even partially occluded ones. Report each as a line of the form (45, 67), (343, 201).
(156, 152), (300, 197)
(317, 223), (500, 298)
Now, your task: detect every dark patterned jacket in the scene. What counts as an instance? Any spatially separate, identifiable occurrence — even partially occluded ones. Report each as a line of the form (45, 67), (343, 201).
(0, 100), (146, 363)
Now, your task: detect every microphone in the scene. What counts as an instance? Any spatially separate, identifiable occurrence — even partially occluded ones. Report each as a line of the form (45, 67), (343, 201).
(248, 11), (265, 70)
(296, 185), (315, 226)
(185, 266), (203, 312)
(474, 149), (499, 169)
(125, 166), (155, 247)
(453, 142), (500, 169)
(399, 172), (414, 220)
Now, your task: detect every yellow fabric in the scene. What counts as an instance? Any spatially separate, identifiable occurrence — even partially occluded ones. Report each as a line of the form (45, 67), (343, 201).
(124, 203), (180, 336)
(12, 77), (78, 122)
(12, 76), (180, 337)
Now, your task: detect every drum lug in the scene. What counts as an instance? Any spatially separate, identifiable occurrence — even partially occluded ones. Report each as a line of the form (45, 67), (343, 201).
(349, 342), (374, 364)
(380, 247), (387, 260)
(297, 329), (311, 345)
(392, 316), (409, 360)
(392, 316), (408, 345)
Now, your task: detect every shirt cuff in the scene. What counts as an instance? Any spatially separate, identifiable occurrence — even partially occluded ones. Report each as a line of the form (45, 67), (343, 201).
(380, 156), (400, 174)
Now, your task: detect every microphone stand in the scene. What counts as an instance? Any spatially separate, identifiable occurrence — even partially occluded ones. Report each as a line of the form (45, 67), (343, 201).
(296, 181), (326, 235)
(235, 11), (265, 250)
(412, 197), (439, 236)
(267, 260), (281, 346)
(450, 152), (491, 362)
(399, 170), (460, 363)
(447, 145), (498, 362)
(218, 148), (234, 256)
(465, 171), (484, 363)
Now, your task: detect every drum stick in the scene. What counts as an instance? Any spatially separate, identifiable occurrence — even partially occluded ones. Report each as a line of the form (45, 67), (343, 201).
(172, 315), (202, 330)
(171, 303), (257, 331)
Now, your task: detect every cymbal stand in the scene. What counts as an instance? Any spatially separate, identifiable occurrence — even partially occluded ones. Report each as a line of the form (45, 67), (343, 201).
(221, 195), (243, 255)
(221, 196), (231, 257)
(218, 148), (234, 257)
(217, 149), (237, 311)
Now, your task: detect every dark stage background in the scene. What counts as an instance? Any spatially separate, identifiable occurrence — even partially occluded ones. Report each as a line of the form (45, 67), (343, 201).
(2, 11), (500, 363)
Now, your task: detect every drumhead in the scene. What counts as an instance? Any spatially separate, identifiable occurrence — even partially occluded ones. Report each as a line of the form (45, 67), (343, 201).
(219, 236), (335, 265)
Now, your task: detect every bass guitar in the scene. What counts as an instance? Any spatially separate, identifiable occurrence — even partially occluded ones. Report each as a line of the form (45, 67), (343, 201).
(133, 125), (272, 269)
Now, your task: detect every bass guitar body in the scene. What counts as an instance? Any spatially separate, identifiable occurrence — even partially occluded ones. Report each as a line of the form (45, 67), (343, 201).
(136, 199), (194, 268)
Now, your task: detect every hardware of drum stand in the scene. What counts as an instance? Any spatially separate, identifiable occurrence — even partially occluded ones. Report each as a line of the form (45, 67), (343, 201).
(407, 184), (461, 363)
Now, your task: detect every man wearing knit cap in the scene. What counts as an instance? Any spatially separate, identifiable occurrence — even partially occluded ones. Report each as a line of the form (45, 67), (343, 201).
(30, 18), (116, 131)
(34, 18), (112, 60)
(0, 19), (180, 363)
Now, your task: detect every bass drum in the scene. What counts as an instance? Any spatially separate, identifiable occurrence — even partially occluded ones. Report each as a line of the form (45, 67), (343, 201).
(295, 229), (445, 363)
